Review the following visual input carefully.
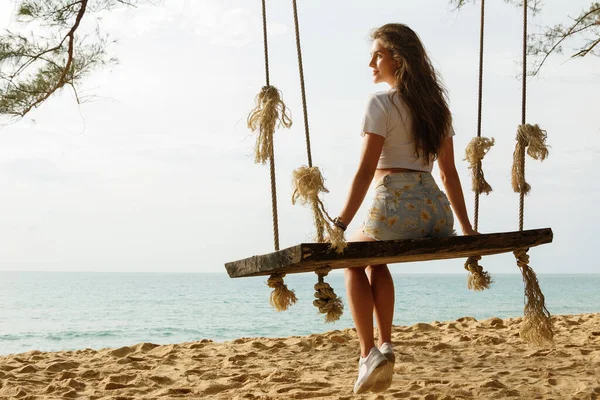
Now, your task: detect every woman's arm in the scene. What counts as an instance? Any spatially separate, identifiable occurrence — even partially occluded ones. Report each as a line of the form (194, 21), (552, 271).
(337, 133), (385, 227)
(437, 137), (478, 235)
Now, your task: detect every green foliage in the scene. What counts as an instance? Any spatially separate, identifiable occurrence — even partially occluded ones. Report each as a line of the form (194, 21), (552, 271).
(0, 0), (141, 119)
(451, 0), (599, 75)
(528, 2), (599, 75)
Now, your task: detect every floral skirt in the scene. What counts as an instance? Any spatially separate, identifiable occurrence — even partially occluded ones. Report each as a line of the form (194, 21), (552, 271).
(361, 172), (455, 241)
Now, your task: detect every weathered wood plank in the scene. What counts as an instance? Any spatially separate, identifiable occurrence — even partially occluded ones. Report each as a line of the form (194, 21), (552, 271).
(225, 228), (553, 278)
(224, 244), (302, 279)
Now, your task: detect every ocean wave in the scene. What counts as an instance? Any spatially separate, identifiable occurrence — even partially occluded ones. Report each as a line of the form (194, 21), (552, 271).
(43, 330), (124, 341)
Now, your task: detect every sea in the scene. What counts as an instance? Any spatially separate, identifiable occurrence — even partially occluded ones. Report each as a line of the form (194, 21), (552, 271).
(1, 272), (599, 356)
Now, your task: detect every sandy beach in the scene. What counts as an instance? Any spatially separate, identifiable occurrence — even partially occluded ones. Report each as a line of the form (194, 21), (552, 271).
(1, 313), (599, 399)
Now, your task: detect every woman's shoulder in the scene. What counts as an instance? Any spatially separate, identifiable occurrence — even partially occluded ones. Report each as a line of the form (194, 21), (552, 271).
(368, 90), (405, 112)
(369, 90), (393, 100)
(366, 90), (392, 107)
(369, 90), (402, 104)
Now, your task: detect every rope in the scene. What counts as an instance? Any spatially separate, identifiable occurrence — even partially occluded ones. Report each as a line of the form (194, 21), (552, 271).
(248, 86), (293, 166)
(250, 0), (296, 310)
(267, 272), (297, 311)
(269, 153), (280, 251)
(463, 0), (493, 292)
(519, 0), (528, 232)
(247, 90), (292, 253)
(262, 0), (277, 251)
(514, 249), (554, 345)
(291, 0), (312, 168)
(511, 0), (553, 346)
(248, 0), (294, 250)
(511, 8), (550, 202)
(290, 0), (345, 253)
(249, 0), (293, 251)
(313, 266), (343, 322)
(261, 0), (270, 87)
(465, 137), (494, 196)
(463, 255), (493, 291)
(474, 0), (486, 231)
(291, 166), (347, 253)
(511, 124), (549, 196)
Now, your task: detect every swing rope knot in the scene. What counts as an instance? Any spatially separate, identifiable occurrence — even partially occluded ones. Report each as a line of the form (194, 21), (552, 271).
(464, 255), (493, 291)
(511, 124), (550, 195)
(514, 248), (530, 267)
(513, 248), (554, 346)
(313, 266), (343, 322)
(292, 165), (328, 205)
(465, 137), (495, 195)
(315, 266), (332, 279)
(292, 166), (347, 253)
(266, 272), (297, 311)
(247, 85), (292, 165)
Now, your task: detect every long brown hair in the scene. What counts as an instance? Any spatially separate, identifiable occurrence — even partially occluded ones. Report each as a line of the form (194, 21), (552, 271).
(371, 24), (452, 162)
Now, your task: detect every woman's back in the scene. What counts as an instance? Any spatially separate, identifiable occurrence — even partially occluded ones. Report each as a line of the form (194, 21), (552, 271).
(362, 91), (455, 174)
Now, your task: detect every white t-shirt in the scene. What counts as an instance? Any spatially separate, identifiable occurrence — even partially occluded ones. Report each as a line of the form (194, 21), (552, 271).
(361, 90), (455, 172)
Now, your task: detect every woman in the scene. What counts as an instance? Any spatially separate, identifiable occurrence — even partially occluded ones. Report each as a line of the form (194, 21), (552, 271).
(332, 24), (477, 394)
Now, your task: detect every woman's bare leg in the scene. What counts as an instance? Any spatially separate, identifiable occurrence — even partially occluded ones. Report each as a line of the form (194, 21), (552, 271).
(366, 263), (395, 346)
(345, 230), (395, 356)
(344, 266), (375, 358)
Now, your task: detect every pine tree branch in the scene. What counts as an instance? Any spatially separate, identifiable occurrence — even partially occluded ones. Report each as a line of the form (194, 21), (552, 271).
(529, 23), (598, 76)
(1, 0), (145, 119)
(572, 36), (600, 57)
(18, 1), (84, 22)
(8, 42), (67, 83)
(449, 1), (599, 76)
(529, 4), (600, 75)
(17, 0), (88, 116)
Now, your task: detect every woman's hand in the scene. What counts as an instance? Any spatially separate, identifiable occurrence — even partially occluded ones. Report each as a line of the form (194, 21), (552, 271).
(462, 226), (479, 236)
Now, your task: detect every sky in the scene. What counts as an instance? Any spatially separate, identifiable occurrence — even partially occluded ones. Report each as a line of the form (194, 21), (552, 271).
(0, 0), (598, 273)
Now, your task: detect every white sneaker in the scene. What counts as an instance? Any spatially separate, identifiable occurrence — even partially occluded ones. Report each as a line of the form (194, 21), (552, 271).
(372, 342), (395, 392)
(353, 347), (388, 394)
(379, 342), (395, 363)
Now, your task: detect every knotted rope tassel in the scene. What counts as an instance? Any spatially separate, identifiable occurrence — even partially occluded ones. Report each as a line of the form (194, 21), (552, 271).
(464, 138), (494, 289)
(266, 272), (297, 311)
(292, 166), (347, 253)
(313, 266), (343, 322)
(247, 85), (292, 164)
(465, 137), (495, 195)
(511, 124), (549, 195)
(464, 255), (493, 291)
(514, 248), (554, 345)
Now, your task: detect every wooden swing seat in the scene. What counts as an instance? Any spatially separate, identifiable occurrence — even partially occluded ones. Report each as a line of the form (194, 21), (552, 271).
(225, 228), (552, 278)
